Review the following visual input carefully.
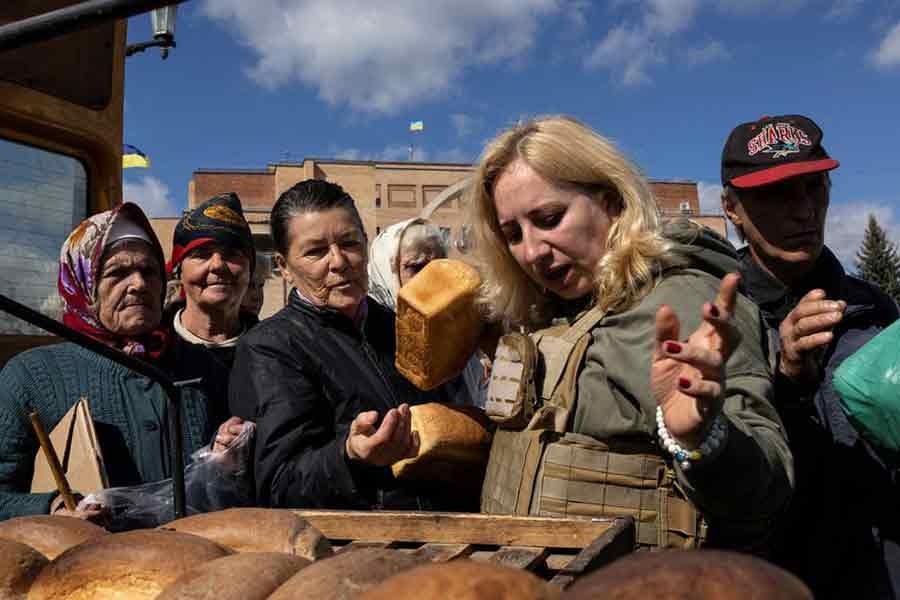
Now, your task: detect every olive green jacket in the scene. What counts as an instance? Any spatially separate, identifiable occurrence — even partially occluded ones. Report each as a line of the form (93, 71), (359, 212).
(570, 221), (794, 546)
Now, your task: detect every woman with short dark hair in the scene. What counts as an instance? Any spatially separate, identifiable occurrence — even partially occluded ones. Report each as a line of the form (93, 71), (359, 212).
(230, 179), (457, 510)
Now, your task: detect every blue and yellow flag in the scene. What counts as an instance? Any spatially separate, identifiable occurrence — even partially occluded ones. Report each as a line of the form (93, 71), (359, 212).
(409, 120), (424, 132)
(123, 144), (151, 169)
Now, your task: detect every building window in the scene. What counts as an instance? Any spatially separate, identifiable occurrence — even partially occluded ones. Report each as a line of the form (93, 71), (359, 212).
(424, 185), (452, 211)
(375, 184), (382, 208)
(387, 184), (416, 208)
(376, 226), (381, 235)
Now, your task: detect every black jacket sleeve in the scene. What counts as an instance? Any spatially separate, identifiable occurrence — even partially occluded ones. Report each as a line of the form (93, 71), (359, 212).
(229, 334), (374, 509)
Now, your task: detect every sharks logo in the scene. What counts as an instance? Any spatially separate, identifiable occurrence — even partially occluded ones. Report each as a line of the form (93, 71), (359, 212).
(747, 122), (812, 158)
(764, 141), (800, 159)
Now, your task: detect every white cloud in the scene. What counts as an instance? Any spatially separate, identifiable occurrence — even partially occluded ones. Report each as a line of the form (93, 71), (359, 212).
(685, 40), (730, 67)
(585, 25), (662, 86)
(328, 144), (428, 162)
(644, 0), (698, 35)
(697, 181), (724, 214)
(333, 148), (363, 161)
(201, 0), (560, 114)
(566, 0), (591, 30)
(825, 201), (900, 270)
(716, 0), (807, 15)
(825, 0), (864, 21)
(584, 0), (699, 85)
(873, 21), (900, 69)
(697, 181), (743, 244)
(123, 175), (179, 217)
(450, 113), (482, 139)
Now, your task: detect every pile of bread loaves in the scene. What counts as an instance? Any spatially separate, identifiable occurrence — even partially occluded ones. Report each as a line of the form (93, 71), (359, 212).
(0, 507), (559, 600)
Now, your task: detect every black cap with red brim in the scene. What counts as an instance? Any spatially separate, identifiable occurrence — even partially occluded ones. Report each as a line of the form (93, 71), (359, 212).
(721, 114), (840, 189)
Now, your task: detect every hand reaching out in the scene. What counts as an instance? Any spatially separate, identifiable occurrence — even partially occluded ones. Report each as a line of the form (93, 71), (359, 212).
(778, 289), (845, 385)
(346, 404), (420, 467)
(652, 273), (742, 450)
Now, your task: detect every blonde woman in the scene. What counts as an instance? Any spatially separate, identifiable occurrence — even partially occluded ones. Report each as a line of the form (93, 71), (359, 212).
(472, 116), (792, 550)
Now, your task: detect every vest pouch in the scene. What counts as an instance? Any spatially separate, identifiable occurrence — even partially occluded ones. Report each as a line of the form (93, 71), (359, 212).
(484, 332), (539, 430)
(480, 428), (559, 515)
(529, 433), (704, 549)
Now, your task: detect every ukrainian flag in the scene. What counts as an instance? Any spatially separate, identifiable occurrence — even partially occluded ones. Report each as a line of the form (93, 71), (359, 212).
(123, 144), (151, 169)
(409, 120), (424, 132)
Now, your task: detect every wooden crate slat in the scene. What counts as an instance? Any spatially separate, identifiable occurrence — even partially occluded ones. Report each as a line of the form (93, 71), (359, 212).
(549, 517), (635, 589)
(468, 551), (494, 563)
(412, 543), (474, 562)
(335, 540), (396, 554)
(488, 546), (548, 571)
(545, 554), (576, 571)
(294, 510), (616, 548)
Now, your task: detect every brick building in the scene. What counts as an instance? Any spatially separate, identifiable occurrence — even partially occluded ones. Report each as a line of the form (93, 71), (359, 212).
(150, 158), (726, 318)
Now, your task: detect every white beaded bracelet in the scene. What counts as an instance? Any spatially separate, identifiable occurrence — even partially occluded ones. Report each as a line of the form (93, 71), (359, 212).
(655, 406), (728, 471)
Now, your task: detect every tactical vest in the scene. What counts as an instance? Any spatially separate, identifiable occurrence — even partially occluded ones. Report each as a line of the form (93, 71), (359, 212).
(481, 305), (705, 549)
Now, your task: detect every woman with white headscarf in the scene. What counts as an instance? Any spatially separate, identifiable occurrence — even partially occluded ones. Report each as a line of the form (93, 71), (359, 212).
(368, 218), (487, 407)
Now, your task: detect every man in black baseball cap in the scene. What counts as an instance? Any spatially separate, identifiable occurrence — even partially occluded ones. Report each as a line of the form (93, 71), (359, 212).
(721, 115), (900, 598)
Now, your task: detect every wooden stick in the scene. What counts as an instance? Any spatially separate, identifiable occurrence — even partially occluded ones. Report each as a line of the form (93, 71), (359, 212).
(29, 412), (77, 511)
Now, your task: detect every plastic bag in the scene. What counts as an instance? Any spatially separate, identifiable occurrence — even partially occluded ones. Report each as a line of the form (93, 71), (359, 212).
(833, 320), (900, 457)
(79, 421), (256, 531)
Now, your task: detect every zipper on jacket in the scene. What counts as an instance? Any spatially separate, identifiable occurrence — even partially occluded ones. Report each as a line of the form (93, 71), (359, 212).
(360, 330), (401, 411)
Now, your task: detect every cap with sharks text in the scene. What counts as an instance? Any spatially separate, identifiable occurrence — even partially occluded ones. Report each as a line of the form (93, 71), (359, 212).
(721, 114), (839, 189)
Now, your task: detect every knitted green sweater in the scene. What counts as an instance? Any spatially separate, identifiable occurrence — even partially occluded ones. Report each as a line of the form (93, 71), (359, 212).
(0, 342), (228, 520)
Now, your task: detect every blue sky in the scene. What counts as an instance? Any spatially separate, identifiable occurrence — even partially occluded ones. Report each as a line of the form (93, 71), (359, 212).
(122, 0), (900, 268)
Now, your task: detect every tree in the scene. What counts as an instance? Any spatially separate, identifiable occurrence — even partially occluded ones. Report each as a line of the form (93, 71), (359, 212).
(855, 214), (900, 302)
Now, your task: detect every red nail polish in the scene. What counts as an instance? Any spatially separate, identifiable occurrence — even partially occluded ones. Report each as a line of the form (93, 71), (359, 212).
(678, 377), (691, 389)
(709, 304), (720, 318)
(665, 341), (682, 354)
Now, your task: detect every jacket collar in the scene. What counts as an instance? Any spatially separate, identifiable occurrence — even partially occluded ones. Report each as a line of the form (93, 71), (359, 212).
(738, 246), (847, 324)
(288, 288), (369, 331)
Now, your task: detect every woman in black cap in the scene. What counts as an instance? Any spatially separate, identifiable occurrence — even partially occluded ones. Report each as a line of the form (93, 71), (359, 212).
(167, 192), (259, 451)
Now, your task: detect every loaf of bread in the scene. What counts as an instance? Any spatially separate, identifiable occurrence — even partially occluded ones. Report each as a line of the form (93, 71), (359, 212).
(0, 515), (105, 560)
(27, 529), (230, 600)
(160, 508), (333, 561)
(562, 550), (813, 600)
(359, 560), (560, 600)
(156, 552), (310, 600)
(396, 259), (483, 390)
(268, 547), (426, 600)
(391, 403), (493, 484)
(0, 538), (48, 599)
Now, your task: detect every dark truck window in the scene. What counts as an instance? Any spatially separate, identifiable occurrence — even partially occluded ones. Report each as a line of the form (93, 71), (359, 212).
(0, 138), (87, 335)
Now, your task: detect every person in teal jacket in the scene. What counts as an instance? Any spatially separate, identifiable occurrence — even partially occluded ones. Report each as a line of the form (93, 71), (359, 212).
(0, 203), (229, 521)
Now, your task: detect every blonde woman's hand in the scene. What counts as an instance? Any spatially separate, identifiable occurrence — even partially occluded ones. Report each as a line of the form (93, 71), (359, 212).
(346, 404), (420, 467)
(651, 273), (742, 449)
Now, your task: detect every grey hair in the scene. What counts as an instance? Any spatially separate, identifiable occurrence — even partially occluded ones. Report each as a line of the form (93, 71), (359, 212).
(399, 220), (447, 257)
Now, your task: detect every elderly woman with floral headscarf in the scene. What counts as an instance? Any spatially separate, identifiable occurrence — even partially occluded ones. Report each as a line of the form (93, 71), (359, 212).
(368, 218), (488, 407)
(0, 203), (229, 522)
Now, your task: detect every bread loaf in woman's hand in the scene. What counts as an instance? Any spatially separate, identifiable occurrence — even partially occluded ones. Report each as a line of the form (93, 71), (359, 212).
(27, 530), (230, 600)
(0, 515), (105, 560)
(156, 552), (310, 600)
(391, 403), (493, 484)
(396, 259), (483, 390)
(359, 560), (560, 600)
(160, 508), (333, 561)
(0, 538), (48, 599)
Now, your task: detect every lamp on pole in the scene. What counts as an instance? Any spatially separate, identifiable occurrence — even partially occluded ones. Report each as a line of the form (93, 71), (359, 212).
(126, 5), (177, 59)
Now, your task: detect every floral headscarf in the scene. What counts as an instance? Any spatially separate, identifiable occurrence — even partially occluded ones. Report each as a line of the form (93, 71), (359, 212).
(58, 202), (169, 358)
